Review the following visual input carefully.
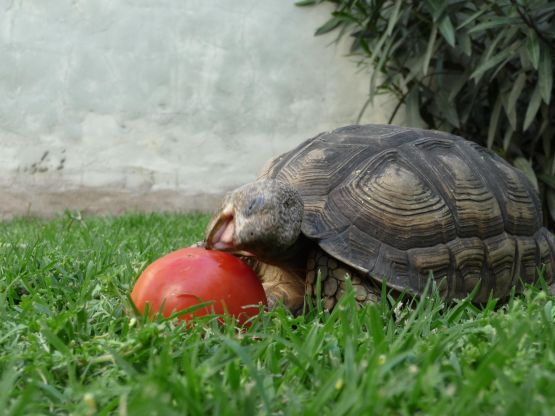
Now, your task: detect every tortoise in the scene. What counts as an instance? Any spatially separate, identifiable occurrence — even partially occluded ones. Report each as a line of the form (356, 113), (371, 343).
(204, 124), (555, 311)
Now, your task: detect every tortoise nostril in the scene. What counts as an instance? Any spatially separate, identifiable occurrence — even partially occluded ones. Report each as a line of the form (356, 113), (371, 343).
(284, 197), (294, 209)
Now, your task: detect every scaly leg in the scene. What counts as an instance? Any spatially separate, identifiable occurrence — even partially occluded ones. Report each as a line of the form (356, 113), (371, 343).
(305, 249), (380, 310)
(249, 260), (305, 313)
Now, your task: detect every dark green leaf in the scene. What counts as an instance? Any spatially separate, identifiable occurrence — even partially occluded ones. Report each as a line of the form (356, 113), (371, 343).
(488, 41), (521, 83)
(439, 91), (460, 128)
(500, 26), (520, 49)
(501, 91), (518, 130)
(539, 173), (555, 190)
(406, 87), (425, 127)
(513, 157), (539, 191)
(458, 30), (472, 56)
(539, 47), (553, 104)
(503, 124), (514, 152)
(295, 0), (319, 6)
(359, 37), (371, 55)
(424, 0), (448, 21)
(487, 95), (502, 149)
(526, 31), (541, 69)
(531, 3), (555, 18)
(386, 0), (403, 36)
(523, 84), (542, 130)
(423, 23), (438, 75)
(370, 25), (393, 62)
(457, 8), (488, 30)
(519, 47), (533, 71)
(507, 73), (526, 117)
(483, 30), (505, 61)
(471, 48), (512, 81)
(315, 17), (343, 36)
(468, 17), (520, 34)
(448, 73), (468, 101)
(332, 11), (362, 25)
(438, 15), (456, 47)
(503, 72), (526, 130)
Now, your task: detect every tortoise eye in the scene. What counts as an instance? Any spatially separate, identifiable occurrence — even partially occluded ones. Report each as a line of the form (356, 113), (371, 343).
(247, 196), (264, 214)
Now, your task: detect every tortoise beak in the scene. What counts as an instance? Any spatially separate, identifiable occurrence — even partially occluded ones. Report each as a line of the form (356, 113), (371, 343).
(205, 205), (236, 250)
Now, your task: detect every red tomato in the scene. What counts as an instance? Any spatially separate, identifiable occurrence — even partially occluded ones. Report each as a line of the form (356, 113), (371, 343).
(131, 247), (267, 324)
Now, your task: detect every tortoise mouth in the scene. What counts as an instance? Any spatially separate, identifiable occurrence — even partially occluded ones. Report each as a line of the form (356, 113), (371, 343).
(206, 211), (236, 250)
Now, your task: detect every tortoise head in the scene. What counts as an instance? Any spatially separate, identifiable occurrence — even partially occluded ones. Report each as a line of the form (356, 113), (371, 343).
(205, 179), (304, 262)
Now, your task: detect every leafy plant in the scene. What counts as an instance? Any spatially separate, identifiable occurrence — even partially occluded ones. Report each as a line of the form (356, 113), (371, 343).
(297, 0), (555, 228)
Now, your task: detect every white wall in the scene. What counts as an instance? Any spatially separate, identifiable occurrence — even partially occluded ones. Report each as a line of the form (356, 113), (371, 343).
(0, 0), (394, 218)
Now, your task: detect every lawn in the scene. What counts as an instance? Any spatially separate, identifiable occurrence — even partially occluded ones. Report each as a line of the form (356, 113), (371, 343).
(0, 213), (554, 415)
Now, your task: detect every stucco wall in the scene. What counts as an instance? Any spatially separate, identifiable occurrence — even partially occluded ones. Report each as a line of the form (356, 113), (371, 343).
(0, 0), (395, 219)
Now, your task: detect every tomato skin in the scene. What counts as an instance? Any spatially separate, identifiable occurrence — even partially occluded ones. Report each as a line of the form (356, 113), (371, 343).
(131, 247), (267, 324)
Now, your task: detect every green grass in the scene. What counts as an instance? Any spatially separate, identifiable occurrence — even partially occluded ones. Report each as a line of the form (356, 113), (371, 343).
(1, 212), (554, 415)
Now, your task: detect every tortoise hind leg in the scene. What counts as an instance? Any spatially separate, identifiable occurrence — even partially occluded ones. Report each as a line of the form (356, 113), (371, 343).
(305, 249), (380, 310)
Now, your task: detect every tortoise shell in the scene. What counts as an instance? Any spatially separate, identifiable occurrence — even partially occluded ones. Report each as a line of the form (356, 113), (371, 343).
(260, 124), (555, 301)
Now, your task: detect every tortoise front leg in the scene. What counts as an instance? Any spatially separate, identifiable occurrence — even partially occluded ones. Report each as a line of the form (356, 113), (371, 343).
(305, 249), (380, 310)
(252, 261), (306, 313)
